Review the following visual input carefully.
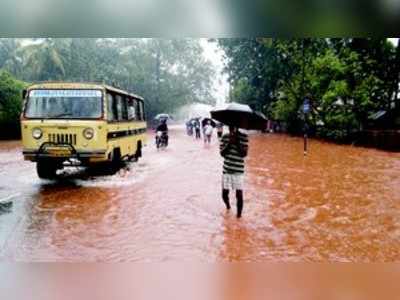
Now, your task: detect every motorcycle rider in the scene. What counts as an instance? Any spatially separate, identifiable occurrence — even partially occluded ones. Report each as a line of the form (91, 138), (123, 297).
(156, 119), (169, 147)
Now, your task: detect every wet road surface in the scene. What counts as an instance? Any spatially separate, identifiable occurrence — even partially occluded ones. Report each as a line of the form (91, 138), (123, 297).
(0, 127), (400, 262)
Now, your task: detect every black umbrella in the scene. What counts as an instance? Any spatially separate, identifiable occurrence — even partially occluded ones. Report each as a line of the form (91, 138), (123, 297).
(154, 113), (171, 120)
(211, 102), (267, 130)
(201, 118), (216, 127)
(188, 117), (201, 124)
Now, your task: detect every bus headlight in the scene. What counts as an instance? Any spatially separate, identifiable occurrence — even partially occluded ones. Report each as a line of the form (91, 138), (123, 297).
(32, 128), (43, 139)
(83, 128), (94, 140)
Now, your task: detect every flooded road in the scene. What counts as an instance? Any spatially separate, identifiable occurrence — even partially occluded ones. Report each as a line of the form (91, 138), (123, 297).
(0, 127), (400, 262)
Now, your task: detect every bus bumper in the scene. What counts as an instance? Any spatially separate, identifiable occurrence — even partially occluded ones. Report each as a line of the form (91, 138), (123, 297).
(23, 148), (107, 162)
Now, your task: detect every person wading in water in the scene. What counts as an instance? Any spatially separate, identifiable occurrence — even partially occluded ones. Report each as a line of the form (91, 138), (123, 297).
(216, 122), (224, 139)
(219, 126), (248, 218)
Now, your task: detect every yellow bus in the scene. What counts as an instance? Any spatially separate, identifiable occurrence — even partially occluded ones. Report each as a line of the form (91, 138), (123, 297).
(21, 82), (147, 179)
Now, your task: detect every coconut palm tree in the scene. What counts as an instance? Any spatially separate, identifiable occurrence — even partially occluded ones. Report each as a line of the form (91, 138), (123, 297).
(2, 38), (67, 82)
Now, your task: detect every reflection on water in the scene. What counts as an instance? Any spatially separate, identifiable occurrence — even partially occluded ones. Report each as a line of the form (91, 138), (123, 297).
(1, 129), (400, 261)
(7, 182), (114, 260)
(246, 134), (400, 261)
(220, 215), (252, 262)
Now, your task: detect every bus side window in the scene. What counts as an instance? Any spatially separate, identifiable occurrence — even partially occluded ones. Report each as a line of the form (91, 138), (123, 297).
(121, 96), (128, 121)
(135, 99), (141, 121)
(107, 93), (117, 121)
(115, 95), (126, 121)
(127, 98), (136, 121)
(139, 101), (145, 121)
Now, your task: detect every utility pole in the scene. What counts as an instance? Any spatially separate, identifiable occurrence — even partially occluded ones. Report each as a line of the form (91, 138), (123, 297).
(301, 39), (309, 156)
(394, 39), (400, 110)
(303, 96), (311, 155)
(302, 39), (305, 99)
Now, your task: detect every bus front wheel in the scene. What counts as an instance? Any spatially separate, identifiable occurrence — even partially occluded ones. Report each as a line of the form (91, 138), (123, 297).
(36, 160), (59, 179)
(111, 148), (122, 170)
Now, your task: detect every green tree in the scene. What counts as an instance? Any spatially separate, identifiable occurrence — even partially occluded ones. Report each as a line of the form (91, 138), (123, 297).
(0, 71), (27, 139)
(0, 38), (18, 69)
(217, 38), (400, 141)
(216, 38), (285, 113)
(0, 38), (215, 122)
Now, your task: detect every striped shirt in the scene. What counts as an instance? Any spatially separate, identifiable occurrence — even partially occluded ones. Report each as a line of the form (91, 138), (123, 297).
(219, 131), (249, 174)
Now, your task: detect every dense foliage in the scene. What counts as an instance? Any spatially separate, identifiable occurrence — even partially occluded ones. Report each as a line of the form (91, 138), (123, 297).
(217, 38), (400, 141)
(0, 38), (215, 123)
(0, 71), (27, 139)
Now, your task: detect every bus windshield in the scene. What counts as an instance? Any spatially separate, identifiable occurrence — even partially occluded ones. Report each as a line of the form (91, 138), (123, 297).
(25, 89), (103, 119)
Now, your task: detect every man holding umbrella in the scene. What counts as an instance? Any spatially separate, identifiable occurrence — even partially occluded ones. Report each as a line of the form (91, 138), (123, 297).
(219, 126), (248, 218)
(211, 102), (266, 218)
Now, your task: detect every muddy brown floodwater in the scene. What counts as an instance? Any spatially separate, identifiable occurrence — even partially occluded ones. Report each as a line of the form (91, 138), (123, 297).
(0, 126), (400, 262)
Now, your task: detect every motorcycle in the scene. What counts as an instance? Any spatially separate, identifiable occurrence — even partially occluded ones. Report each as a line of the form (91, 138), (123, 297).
(156, 131), (168, 149)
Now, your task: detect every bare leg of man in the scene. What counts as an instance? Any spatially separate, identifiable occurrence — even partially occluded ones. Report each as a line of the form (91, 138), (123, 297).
(236, 190), (243, 218)
(222, 189), (231, 210)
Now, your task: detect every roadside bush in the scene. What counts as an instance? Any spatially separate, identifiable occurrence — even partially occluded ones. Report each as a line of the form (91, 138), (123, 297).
(0, 71), (27, 139)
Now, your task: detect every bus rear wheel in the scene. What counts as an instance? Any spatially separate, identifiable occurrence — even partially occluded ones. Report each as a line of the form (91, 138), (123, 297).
(36, 160), (59, 179)
(134, 141), (142, 160)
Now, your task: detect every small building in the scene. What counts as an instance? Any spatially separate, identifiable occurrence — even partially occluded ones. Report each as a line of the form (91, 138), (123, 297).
(358, 107), (400, 151)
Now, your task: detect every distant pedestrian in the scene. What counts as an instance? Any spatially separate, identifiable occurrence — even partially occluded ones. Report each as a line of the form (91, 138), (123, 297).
(219, 126), (248, 218)
(203, 121), (213, 144)
(186, 121), (193, 136)
(190, 120), (197, 138)
(195, 121), (201, 139)
(216, 123), (223, 139)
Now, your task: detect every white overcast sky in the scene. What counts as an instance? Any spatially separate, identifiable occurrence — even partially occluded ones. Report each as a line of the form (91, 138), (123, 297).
(200, 38), (229, 105)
